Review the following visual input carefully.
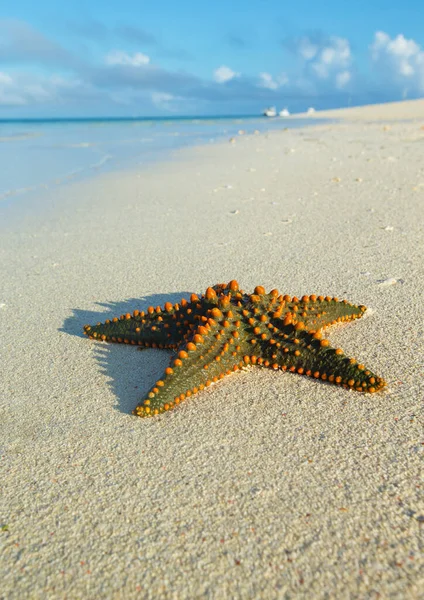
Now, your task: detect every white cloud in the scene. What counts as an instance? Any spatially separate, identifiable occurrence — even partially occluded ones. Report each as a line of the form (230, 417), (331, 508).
(298, 37), (318, 60)
(335, 70), (351, 89)
(0, 71), (54, 105)
(370, 31), (424, 92)
(283, 34), (353, 95)
(151, 91), (179, 110)
(0, 71), (26, 105)
(371, 31), (419, 61)
(105, 50), (150, 67)
(258, 36), (351, 96)
(259, 72), (278, 90)
(309, 37), (351, 80)
(213, 65), (238, 83)
(0, 92), (26, 106)
(258, 72), (288, 90)
(0, 72), (13, 85)
(0, 70), (101, 107)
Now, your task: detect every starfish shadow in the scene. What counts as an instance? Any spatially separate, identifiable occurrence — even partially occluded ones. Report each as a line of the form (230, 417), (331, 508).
(61, 291), (191, 415)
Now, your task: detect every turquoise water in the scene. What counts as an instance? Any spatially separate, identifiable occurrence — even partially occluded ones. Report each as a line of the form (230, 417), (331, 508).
(0, 115), (315, 201)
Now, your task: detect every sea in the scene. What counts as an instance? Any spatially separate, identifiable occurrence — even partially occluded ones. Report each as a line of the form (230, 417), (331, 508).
(0, 115), (316, 202)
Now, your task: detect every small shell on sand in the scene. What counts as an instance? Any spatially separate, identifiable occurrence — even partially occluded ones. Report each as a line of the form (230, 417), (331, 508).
(377, 277), (402, 286)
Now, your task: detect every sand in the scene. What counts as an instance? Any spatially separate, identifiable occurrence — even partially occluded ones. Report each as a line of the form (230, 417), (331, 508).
(1, 100), (423, 599)
(304, 97), (424, 122)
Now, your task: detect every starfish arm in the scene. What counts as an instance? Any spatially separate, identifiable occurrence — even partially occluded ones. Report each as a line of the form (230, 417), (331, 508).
(297, 297), (366, 331)
(258, 325), (385, 393)
(83, 303), (185, 349)
(274, 295), (367, 332)
(134, 318), (248, 417)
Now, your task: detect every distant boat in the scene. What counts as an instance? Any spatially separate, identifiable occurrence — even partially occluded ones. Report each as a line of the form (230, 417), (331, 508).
(306, 107), (316, 115)
(279, 108), (290, 117)
(263, 107), (277, 117)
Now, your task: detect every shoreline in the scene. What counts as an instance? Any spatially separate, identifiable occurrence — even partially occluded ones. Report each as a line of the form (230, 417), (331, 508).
(1, 99), (423, 598)
(3, 96), (423, 218)
(0, 115), (320, 208)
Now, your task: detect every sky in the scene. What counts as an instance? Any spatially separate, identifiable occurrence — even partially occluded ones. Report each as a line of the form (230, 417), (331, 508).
(1, 0), (424, 117)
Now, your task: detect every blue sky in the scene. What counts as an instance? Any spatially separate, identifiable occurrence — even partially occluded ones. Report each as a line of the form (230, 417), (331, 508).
(1, 0), (424, 117)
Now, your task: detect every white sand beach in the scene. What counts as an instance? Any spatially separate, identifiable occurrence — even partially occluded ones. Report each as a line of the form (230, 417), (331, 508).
(1, 100), (423, 598)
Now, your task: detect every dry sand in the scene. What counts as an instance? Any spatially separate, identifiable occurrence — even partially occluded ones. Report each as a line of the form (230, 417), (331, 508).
(1, 100), (423, 599)
(299, 97), (424, 121)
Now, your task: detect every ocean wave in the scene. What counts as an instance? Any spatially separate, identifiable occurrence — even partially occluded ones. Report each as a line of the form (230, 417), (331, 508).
(0, 132), (42, 143)
(89, 154), (113, 169)
(0, 152), (113, 202)
(63, 142), (96, 148)
(0, 185), (38, 201)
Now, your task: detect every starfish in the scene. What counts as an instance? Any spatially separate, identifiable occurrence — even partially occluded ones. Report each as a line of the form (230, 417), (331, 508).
(83, 281), (386, 417)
